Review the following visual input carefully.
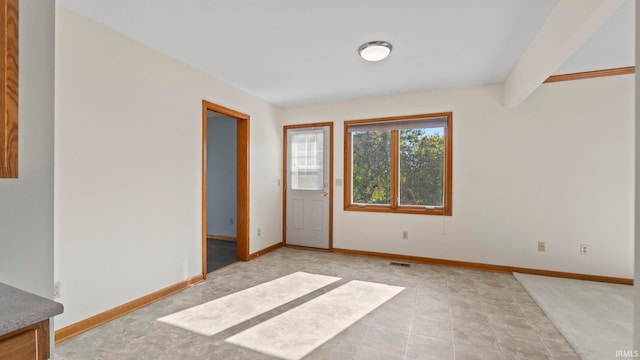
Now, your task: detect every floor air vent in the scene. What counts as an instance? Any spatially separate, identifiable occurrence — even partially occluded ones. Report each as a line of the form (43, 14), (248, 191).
(389, 262), (411, 268)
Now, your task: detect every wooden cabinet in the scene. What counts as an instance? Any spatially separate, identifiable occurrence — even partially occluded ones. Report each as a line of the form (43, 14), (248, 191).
(0, 320), (49, 360)
(0, 282), (62, 360)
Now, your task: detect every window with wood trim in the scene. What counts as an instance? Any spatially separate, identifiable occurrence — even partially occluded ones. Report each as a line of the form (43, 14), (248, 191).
(344, 113), (452, 216)
(0, 0), (18, 178)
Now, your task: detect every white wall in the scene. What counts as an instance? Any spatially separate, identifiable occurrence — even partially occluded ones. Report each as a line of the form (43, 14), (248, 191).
(54, 6), (282, 328)
(282, 75), (634, 279)
(207, 114), (237, 237)
(52, 1), (634, 333)
(0, 0), (55, 298)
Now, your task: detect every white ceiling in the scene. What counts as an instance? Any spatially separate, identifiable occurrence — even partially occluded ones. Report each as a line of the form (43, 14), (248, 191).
(56, 0), (634, 107)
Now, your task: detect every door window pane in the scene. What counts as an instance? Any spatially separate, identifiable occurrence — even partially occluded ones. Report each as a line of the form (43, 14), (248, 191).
(351, 130), (391, 205)
(291, 130), (323, 190)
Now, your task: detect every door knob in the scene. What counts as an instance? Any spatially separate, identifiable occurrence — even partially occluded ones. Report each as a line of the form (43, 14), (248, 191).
(321, 192), (328, 197)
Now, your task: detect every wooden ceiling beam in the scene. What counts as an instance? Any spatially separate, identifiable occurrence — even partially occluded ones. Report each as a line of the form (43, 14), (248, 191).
(503, 0), (625, 108)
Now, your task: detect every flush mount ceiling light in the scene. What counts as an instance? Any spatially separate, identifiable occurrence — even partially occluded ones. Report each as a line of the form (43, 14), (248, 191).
(358, 41), (393, 62)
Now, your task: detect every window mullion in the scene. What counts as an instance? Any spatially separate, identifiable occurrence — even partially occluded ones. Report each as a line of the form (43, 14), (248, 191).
(391, 130), (399, 209)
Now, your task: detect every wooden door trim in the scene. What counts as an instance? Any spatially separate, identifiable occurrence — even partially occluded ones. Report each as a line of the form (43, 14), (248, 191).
(202, 100), (250, 279)
(282, 122), (333, 250)
(0, 0), (19, 178)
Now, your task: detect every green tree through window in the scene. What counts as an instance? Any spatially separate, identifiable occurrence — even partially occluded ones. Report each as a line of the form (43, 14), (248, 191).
(352, 130), (391, 204)
(345, 113), (452, 216)
(399, 129), (444, 206)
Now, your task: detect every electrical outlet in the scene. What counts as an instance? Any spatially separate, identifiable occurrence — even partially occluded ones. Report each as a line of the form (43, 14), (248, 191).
(580, 244), (588, 255)
(537, 241), (545, 252)
(257, 228), (261, 237)
(402, 231), (409, 240)
(53, 282), (61, 299)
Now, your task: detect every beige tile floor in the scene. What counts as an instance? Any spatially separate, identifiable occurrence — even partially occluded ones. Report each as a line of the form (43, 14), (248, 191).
(55, 248), (578, 359)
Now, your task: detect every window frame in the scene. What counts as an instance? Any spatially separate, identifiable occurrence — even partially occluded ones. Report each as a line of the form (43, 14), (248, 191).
(344, 112), (452, 216)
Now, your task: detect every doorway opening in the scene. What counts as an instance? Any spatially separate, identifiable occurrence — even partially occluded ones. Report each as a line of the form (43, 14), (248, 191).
(202, 100), (250, 278)
(283, 122), (333, 250)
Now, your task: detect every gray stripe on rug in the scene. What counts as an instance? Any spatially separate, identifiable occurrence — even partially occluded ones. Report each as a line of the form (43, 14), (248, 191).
(157, 272), (341, 336)
(225, 280), (405, 360)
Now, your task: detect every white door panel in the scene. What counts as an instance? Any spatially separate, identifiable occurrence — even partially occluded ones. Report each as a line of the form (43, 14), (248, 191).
(286, 126), (330, 249)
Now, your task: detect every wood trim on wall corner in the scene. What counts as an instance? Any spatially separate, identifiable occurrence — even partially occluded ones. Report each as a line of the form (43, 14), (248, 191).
(332, 248), (633, 285)
(0, 0), (18, 179)
(544, 66), (635, 84)
(54, 275), (204, 344)
(250, 242), (283, 259)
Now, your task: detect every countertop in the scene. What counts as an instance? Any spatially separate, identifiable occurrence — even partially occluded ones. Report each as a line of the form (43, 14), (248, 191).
(0, 282), (64, 336)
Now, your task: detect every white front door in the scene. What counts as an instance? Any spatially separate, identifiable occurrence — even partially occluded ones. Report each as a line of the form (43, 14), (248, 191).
(285, 125), (331, 249)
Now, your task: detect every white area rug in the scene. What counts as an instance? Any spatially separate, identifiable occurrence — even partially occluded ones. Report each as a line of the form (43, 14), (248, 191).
(157, 272), (341, 336)
(514, 272), (633, 360)
(225, 280), (405, 360)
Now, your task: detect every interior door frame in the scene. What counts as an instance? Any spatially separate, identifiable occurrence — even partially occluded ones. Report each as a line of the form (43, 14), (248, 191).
(282, 122), (334, 250)
(202, 100), (250, 278)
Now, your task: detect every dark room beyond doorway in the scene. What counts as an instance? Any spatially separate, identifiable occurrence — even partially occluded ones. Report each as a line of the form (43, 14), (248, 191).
(205, 110), (238, 272)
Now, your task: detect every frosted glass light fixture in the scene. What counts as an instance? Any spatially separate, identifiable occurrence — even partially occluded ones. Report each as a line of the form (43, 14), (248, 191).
(358, 41), (392, 62)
